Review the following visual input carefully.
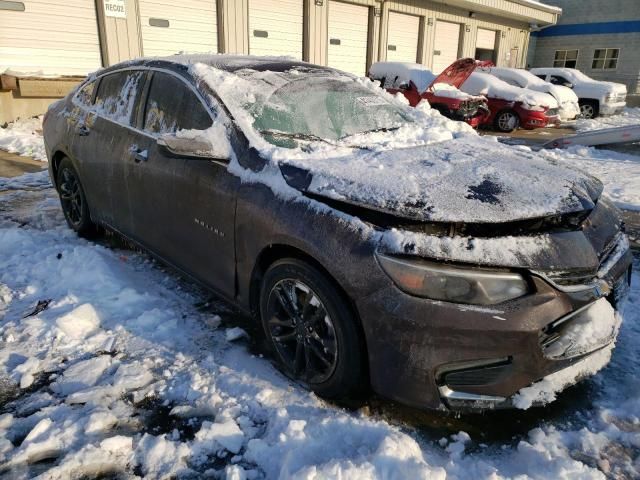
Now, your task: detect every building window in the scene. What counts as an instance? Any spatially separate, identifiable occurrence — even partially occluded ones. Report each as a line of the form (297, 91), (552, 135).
(592, 48), (619, 70)
(553, 50), (578, 68)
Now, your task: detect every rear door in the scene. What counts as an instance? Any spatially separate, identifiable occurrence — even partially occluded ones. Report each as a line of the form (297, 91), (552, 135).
(126, 71), (239, 297)
(70, 70), (147, 230)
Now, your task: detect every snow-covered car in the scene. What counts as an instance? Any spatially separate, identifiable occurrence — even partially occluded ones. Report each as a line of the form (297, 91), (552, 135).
(368, 59), (489, 128)
(483, 66), (580, 121)
(461, 71), (560, 132)
(530, 67), (627, 119)
(43, 55), (632, 412)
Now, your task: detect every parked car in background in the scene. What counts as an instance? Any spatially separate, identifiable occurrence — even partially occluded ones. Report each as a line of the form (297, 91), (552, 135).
(482, 67), (580, 121)
(530, 68), (627, 119)
(43, 55), (632, 412)
(461, 72), (560, 132)
(369, 59), (489, 128)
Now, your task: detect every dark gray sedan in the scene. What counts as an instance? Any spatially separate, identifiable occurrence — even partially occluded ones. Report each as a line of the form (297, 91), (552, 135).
(43, 55), (632, 411)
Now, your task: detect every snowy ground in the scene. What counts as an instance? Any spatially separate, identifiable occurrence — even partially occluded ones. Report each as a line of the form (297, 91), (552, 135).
(0, 174), (638, 479)
(576, 108), (640, 133)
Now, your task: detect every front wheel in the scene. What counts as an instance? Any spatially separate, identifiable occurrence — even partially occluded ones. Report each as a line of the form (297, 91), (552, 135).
(260, 258), (367, 399)
(579, 100), (599, 119)
(494, 110), (520, 132)
(56, 157), (96, 237)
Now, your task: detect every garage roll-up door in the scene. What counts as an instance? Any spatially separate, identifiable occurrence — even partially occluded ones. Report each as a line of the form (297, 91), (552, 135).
(139, 0), (218, 57)
(0, 0), (101, 75)
(327, 1), (369, 76)
(386, 12), (420, 63)
(475, 28), (496, 62)
(432, 21), (461, 74)
(249, 0), (303, 59)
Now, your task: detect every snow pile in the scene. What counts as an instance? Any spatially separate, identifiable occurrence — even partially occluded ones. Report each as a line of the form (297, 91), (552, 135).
(576, 107), (640, 132)
(513, 344), (614, 410)
(369, 61), (437, 92)
(0, 116), (46, 161)
(543, 298), (621, 360)
(462, 72), (558, 110)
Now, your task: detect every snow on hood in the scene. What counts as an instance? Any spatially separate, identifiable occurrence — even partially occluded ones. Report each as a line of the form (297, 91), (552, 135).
(462, 72), (558, 110)
(191, 63), (600, 224)
(369, 62), (436, 93)
(282, 136), (603, 224)
(486, 67), (578, 106)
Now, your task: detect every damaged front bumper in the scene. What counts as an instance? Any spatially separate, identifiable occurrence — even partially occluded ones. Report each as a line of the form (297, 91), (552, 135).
(359, 230), (632, 412)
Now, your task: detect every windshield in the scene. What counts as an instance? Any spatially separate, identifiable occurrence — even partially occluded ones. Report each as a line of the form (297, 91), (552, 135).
(238, 70), (412, 146)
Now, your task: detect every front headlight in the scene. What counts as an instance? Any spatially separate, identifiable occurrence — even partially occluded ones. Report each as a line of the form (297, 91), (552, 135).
(376, 254), (529, 305)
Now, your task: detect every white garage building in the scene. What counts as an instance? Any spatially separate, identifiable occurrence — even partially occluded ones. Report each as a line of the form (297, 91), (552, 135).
(0, 0), (560, 124)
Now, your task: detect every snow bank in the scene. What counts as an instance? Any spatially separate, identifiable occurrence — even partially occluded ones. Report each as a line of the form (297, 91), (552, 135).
(576, 107), (640, 132)
(539, 145), (640, 211)
(0, 116), (46, 161)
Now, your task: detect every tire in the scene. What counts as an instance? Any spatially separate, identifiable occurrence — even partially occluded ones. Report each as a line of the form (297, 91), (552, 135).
(56, 157), (96, 237)
(259, 258), (366, 399)
(494, 110), (520, 133)
(579, 100), (599, 119)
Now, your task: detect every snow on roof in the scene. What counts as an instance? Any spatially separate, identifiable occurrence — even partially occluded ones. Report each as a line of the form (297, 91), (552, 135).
(512, 0), (562, 13)
(461, 72), (557, 109)
(369, 62), (436, 93)
(486, 67), (549, 89)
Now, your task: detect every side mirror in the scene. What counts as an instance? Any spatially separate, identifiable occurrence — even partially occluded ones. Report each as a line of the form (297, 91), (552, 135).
(563, 82), (574, 89)
(157, 131), (230, 161)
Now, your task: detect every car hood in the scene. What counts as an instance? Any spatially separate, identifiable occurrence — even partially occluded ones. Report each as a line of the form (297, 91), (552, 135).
(539, 84), (579, 105)
(575, 80), (627, 97)
(428, 58), (490, 89)
(279, 137), (603, 225)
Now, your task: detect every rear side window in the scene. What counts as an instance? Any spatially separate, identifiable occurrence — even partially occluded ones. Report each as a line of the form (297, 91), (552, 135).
(143, 72), (212, 135)
(95, 71), (146, 125)
(75, 80), (96, 106)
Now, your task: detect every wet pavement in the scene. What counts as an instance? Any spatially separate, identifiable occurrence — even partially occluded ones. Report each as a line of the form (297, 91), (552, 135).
(0, 150), (45, 178)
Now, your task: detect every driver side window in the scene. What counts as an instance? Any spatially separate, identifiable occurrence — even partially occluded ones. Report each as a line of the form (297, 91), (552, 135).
(143, 72), (213, 135)
(550, 75), (571, 87)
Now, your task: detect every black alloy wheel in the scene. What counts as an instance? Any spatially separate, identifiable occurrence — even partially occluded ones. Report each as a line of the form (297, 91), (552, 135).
(260, 259), (366, 399)
(56, 157), (95, 236)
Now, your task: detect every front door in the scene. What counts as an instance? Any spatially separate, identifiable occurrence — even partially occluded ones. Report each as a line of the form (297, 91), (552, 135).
(124, 70), (239, 298)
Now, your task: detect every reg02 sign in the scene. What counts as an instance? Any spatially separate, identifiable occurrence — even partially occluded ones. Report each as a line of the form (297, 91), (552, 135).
(104, 0), (126, 18)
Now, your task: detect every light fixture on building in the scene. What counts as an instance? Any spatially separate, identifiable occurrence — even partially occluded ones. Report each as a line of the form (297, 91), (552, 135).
(427, 18), (434, 26)
(501, 31), (506, 38)
(468, 11), (476, 18)
(314, 0), (323, 6)
(465, 24), (471, 32)
(374, 7), (381, 17)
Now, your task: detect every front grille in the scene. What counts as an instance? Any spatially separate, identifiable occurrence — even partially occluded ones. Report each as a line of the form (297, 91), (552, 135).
(439, 358), (512, 388)
(546, 108), (559, 116)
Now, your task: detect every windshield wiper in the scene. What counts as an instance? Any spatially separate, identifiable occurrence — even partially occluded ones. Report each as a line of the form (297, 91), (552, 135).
(259, 129), (375, 151)
(259, 129), (334, 145)
(339, 126), (401, 141)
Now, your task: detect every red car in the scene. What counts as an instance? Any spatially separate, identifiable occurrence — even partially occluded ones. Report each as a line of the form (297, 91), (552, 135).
(368, 59), (489, 128)
(460, 70), (560, 132)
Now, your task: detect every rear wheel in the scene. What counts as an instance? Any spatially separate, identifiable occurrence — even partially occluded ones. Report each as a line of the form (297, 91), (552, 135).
(494, 110), (520, 132)
(260, 258), (366, 399)
(579, 100), (599, 119)
(56, 158), (96, 237)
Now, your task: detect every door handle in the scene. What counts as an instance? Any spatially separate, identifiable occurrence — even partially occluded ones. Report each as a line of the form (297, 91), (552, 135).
(133, 149), (148, 163)
(77, 125), (90, 136)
